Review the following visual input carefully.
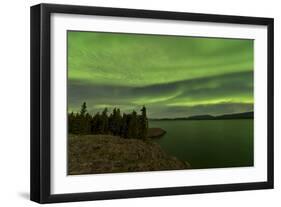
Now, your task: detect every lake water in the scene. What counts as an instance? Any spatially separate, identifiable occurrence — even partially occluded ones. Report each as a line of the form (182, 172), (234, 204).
(149, 119), (253, 169)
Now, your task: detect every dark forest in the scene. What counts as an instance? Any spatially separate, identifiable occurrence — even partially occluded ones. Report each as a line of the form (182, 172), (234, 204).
(68, 102), (148, 139)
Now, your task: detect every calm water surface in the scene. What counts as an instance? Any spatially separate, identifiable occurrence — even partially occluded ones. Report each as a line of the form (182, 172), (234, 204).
(149, 119), (253, 169)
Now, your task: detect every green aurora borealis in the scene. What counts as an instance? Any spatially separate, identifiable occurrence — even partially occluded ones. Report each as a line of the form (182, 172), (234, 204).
(68, 31), (254, 118)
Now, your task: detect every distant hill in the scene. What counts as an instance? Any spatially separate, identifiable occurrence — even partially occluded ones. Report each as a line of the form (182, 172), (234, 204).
(150, 111), (253, 121)
(214, 112), (253, 120)
(186, 115), (215, 120)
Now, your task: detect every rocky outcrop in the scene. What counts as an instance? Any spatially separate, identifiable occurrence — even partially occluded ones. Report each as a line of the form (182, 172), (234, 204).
(147, 128), (166, 138)
(68, 134), (190, 175)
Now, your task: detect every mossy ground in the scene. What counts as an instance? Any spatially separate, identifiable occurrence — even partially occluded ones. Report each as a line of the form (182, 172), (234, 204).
(68, 134), (190, 175)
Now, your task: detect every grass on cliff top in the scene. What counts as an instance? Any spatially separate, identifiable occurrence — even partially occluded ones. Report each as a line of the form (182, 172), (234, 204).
(68, 134), (190, 175)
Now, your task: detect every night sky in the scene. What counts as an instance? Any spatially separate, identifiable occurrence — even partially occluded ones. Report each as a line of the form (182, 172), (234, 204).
(67, 31), (254, 118)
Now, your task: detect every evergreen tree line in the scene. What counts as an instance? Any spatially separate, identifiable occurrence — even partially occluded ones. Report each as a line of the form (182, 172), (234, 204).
(68, 102), (148, 139)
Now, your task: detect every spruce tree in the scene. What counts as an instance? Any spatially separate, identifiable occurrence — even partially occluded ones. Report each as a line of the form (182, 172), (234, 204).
(139, 106), (148, 139)
(101, 108), (109, 133)
(132, 111), (139, 138)
(80, 102), (87, 116)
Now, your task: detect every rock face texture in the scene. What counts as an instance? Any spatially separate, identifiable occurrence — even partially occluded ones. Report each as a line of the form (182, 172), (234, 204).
(68, 134), (190, 175)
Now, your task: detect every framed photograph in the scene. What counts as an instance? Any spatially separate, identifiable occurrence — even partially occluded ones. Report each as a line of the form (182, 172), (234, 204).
(30, 3), (274, 203)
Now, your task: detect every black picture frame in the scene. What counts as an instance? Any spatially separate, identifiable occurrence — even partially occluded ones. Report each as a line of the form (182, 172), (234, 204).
(30, 3), (274, 204)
